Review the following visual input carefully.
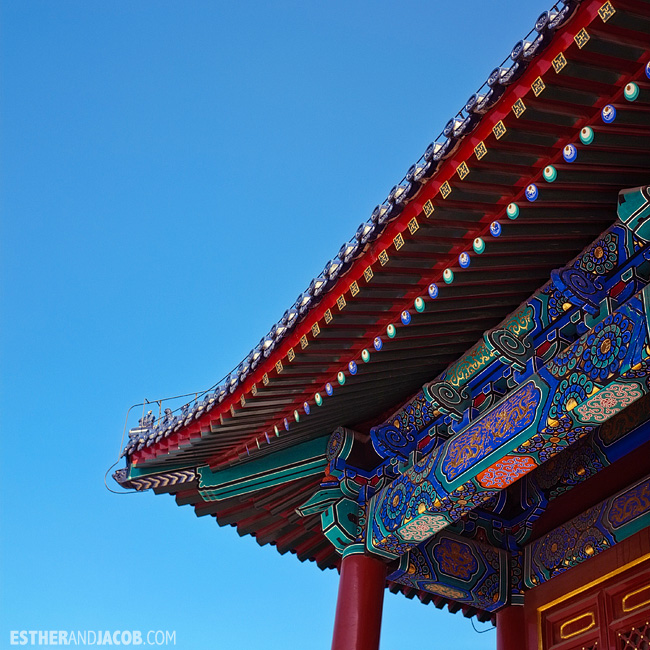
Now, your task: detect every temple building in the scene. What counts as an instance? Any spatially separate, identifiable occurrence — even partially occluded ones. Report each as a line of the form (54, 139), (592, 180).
(114, 0), (650, 648)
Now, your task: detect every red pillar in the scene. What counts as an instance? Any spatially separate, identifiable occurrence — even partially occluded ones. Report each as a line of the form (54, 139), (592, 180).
(496, 604), (526, 650)
(331, 552), (387, 650)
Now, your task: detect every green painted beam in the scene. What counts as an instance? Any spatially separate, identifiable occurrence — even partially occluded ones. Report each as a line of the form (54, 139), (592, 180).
(197, 435), (330, 502)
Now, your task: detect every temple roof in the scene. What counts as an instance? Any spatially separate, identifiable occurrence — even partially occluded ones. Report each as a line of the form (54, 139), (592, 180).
(115, 0), (650, 622)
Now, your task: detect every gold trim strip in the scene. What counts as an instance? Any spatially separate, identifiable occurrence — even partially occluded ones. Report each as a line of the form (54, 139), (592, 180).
(559, 612), (595, 640)
(622, 584), (650, 613)
(536, 553), (650, 650)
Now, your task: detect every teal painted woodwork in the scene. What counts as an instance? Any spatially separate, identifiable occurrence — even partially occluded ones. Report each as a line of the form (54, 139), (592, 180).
(322, 498), (361, 553)
(366, 281), (650, 558)
(618, 185), (650, 241)
(197, 435), (329, 502)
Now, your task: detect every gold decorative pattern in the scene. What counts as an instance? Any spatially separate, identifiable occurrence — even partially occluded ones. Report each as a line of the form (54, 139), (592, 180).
(230, 404), (235, 417)
(324, 308), (333, 324)
(379, 249), (389, 266)
(532, 76), (546, 97)
(553, 52), (567, 73)
(393, 232), (405, 251)
(560, 612), (596, 639)
(598, 1), (615, 22)
(251, 383), (257, 396)
(505, 304), (535, 337)
(622, 584), (650, 613)
(457, 161), (469, 179)
(262, 373), (269, 386)
(574, 28), (590, 49)
(446, 341), (495, 387)
(311, 322), (320, 337)
(423, 199), (434, 217)
(536, 554), (650, 650)
(275, 360), (283, 374)
(350, 280), (359, 297)
(422, 583), (468, 600)
(474, 141), (487, 160)
(512, 98), (526, 118)
(287, 347), (295, 362)
(336, 294), (346, 311)
(492, 120), (506, 140)
(364, 266), (374, 282)
(440, 181), (452, 199)
(407, 217), (419, 235)
(300, 334), (308, 349)
(240, 394), (246, 407)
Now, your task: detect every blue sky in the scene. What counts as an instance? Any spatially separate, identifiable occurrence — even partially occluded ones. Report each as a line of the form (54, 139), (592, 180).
(1, 2), (551, 648)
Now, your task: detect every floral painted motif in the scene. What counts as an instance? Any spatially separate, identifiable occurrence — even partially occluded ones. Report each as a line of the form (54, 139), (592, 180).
(548, 372), (593, 420)
(524, 485), (650, 587)
(534, 436), (603, 498)
(575, 382), (643, 424)
(407, 448), (441, 485)
(578, 312), (634, 382)
(475, 572), (501, 609)
(434, 482), (498, 521)
(541, 283), (573, 323)
(406, 548), (432, 581)
(538, 527), (572, 571)
(405, 481), (438, 520)
(546, 343), (579, 378)
(433, 538), (479, 581)
(578, 232), (619, 275)
(326, 428), (344, 461)
(380, 477), (416, 531)
(371, 518), (413, 557)
(476, 455), (537, 489)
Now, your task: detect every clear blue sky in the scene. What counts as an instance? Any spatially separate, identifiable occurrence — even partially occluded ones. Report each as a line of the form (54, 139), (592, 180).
(1, 2), (551, 648)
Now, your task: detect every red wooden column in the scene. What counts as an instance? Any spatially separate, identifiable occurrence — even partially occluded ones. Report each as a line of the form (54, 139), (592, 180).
(496, 604), (526, 650)
(331, 551), (387, 650)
